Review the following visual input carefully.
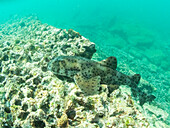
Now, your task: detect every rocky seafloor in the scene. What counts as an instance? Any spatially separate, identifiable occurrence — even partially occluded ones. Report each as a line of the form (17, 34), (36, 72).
(0, 16), (169, 128)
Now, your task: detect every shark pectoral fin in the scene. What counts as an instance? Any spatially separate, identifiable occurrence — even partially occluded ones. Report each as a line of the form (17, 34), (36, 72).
(74, 73), (101, 95)
(100, 56), (117, 70)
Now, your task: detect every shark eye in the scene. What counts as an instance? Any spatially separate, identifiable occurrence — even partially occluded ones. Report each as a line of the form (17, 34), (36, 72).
(58, 60), (65, 64)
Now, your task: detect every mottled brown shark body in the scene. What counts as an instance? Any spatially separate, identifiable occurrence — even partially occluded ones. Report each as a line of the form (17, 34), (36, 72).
(49, 56), (155, 105)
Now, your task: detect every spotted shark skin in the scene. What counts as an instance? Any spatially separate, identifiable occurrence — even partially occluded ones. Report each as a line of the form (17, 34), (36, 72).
(49, 56), (155, 105)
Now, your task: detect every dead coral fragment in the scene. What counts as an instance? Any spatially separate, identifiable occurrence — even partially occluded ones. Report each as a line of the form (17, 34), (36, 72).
(57, 113), (68, 127)
(68, 29), (81, 39)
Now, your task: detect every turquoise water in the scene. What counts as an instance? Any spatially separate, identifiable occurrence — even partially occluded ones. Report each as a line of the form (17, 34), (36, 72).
(0, 0), (170, 127)
(1, 0), (170, 37)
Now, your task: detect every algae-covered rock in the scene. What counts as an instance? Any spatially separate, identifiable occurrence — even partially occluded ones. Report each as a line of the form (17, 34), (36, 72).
(0, 16), (96, 128)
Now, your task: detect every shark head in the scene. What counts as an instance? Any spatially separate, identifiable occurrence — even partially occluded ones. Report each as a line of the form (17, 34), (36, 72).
(48, 56), (67, 76)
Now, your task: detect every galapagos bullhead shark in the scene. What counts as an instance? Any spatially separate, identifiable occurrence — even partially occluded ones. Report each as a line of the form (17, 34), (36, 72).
(49, 56), (155, 105)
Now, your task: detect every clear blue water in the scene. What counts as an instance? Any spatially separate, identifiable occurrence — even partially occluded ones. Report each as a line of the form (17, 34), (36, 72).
(0, 0), (170, 126)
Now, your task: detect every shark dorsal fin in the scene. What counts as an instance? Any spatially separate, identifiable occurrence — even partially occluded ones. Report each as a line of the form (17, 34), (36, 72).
(99, 56), (117, 70)
(131, 74), (141, 84)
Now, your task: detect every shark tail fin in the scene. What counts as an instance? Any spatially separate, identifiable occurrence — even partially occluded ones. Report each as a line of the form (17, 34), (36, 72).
(139, 93), (156, 105)
(131, 74), (141, 84)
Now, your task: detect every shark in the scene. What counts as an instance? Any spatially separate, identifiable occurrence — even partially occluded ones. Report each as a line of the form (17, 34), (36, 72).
(48, 56), (155, 105)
